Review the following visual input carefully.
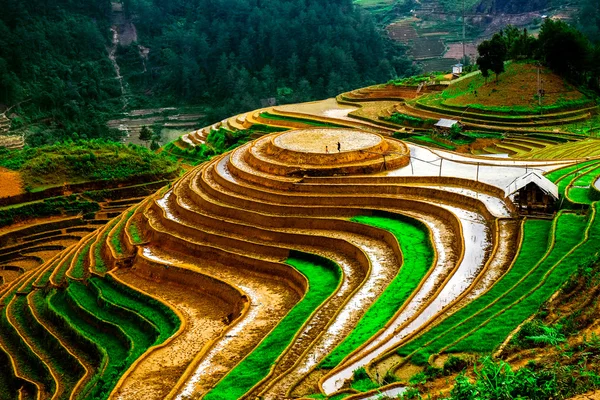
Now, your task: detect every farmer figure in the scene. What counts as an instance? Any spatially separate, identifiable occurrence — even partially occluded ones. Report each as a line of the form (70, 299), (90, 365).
(337, 142), (341, 152)
(325, 145), (329, 153)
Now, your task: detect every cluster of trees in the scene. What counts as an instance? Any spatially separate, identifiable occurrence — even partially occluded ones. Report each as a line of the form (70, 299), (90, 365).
(577, 0), (600, 44)
(0, 0), (125, 145)
(1, 0), (416, 146)
(121, 0), (416, 118)
(477, 19), (600, 89)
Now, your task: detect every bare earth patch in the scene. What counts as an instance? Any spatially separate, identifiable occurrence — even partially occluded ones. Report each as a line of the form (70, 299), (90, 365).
(111, 270), (229, 400)
(0, 167), (24, 198)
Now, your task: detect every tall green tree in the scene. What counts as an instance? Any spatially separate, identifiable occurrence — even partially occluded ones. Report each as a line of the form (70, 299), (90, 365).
(537, 19), (590, 83)
(477, 32), (508, 82)
(138, 126), (152, 147)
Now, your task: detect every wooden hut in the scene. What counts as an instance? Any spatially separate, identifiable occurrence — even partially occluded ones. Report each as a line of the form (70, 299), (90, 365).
(505, 171), (558, 214)
(434, 118), (460, 136)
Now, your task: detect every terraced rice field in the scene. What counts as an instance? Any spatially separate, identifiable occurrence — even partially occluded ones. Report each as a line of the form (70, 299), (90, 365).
(2, 75), (600, 399)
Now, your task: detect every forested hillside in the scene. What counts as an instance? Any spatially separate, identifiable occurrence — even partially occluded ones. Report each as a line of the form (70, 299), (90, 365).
(0, 0), (415, 146)
(0, 0), (123, 145)
(119, 0), (415, 117)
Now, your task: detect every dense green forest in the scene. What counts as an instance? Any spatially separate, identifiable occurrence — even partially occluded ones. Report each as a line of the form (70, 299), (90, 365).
(120, 0), (416, 116)
(0, 0), (416, 146)
(577, 0), (600, 43)
(0, 0), (124, 145)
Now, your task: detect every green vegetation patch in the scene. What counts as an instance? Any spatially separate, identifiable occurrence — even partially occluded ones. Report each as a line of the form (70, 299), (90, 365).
(71, 239), (94, 280)
(49, 288), (126, 399)
(462, 131), (505, 139)
(451, 211), (600, 353)
(447, 354), (600, 399)
(0, 194), (100, 229)
(438, 63), (591, 114)
(397, 218), (554, 363)
(569, 187), (595, 204)
(111, 210), (134, 257)
(545, 160), (600, 183)
(204, 251), (341, 400)
(407, 136), (456, 150)
(91, 275), (180, 342)
(0, 295), (55, 393)
(163, 127), (270, 166)
(556, 162), (600, 197)
(566, 165), (600, 204)
(384, 112), (436, 128)
(94, 218), (120, 274)
(0, 140), (178, 189)
(52, 251), (76, 285)
(13, 295), (83, 394)
(0, 349), (19, 398)
(351, 367), (379, 392)
(320, 213), (434, 369)
(127, 219), (144, 245)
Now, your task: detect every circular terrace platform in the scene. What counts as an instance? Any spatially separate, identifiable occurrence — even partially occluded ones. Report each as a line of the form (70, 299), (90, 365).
(274, 128), (383, 154)
(266, 128), (395, 168)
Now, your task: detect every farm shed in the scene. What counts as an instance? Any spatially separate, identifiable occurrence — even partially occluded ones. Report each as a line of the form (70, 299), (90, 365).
(434, 118), (460, 135)
(505, 171), (558, 214)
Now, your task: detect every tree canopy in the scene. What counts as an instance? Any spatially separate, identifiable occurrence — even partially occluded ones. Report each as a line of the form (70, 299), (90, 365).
(476, 20), (600, 90)
(0, 0), (416, 146)
(477, 32), (507, 81)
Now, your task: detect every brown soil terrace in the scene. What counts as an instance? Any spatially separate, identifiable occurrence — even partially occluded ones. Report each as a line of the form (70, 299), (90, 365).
(4, 76), (599, 400)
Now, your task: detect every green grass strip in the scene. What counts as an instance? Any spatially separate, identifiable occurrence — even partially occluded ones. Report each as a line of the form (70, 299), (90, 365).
(64, 280), (159, 399)
(545, 160), (599, 183)
(0, 348), (19, 398)
(409, 136), (456, 150)
(204, 251), (341, 400)
(565, 165), (600, 204)
(568, 187), (594, 204)
(94, 218), (119, 274)
(556, 163), (600, 196)
(259, 112), (345, 128)
(411, 214), (586, 362)
(70, 239), (93, 280)
(90, 276), (180, 342)
(0, 295), (54, 392)
(42, 289), (105, 397)
(49, 288), (127, 399)
(451, 208), (600, 353)
(67, 281), (155, 357)
(396, 218), (554, 364)
(571, 165), (600, 187)
(52, 251), (76, 285)
(320, 213), (434, 369)
(110, 210), (134, 257)
(35, 260), (58, 288)
(127, 220), (144, 245)
(13, 295), (83, 395)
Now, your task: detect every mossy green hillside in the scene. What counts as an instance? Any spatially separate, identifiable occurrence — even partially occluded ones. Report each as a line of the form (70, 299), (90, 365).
(0, 140), (178, 190)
